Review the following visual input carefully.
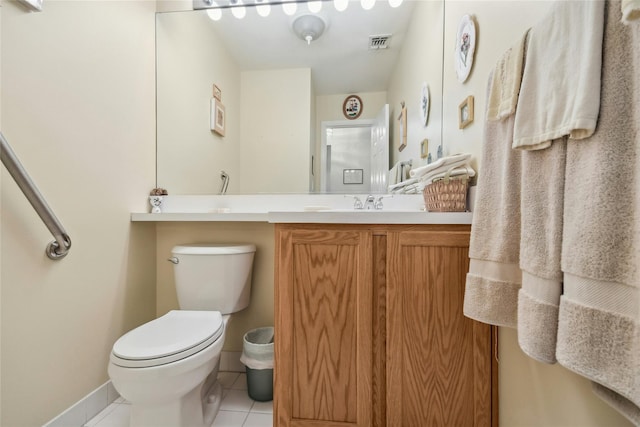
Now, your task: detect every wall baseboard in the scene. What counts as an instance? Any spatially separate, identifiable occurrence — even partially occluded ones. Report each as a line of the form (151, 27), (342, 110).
(43, 381), (120, 427)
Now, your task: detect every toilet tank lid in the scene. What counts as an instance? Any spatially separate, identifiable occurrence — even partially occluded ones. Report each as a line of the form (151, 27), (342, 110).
(172, 243), (256, 255)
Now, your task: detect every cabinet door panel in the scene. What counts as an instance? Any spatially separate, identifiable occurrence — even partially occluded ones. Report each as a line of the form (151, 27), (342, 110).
(275, 227), (372, 427)
(387, 230), (491, 427)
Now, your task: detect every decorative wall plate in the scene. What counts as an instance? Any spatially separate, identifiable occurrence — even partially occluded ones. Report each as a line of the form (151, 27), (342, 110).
(420, 82), (430, 126)
(455, 14), (476, 83)
(343, 95), (363, 120)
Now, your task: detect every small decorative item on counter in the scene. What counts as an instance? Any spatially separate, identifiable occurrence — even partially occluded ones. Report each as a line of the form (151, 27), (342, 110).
(149, 188), (168, 213)
(150, 188), (168, 196)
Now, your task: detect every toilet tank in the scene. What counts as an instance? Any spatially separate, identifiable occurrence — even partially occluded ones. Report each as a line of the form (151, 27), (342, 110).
(170, 243), (256, 314)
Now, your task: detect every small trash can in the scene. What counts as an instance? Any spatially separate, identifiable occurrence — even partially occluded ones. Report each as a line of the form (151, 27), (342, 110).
(240, 327), (274, 402)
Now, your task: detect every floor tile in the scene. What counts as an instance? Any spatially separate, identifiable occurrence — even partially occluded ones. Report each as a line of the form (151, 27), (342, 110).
(242, 412), (273, 427)
(231, 373), (248, 390)
(220, 389), (255, 412)
(212, 410), (248, 427)
(250, 400), (273, 414)
(218, 371), (240, 389)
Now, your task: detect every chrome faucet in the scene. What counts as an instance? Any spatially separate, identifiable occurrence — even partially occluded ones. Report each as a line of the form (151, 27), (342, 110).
(364, 195), (376, 210)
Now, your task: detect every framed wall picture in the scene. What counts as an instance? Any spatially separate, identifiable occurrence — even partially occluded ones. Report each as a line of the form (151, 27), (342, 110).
(343, 95), (363, 120)
(397, 102), (407, 152)
(211, 98), (226, 136)
(458, 95), (474, 129)
(420, 139), (429, 158)
(213, 84), (222, 101)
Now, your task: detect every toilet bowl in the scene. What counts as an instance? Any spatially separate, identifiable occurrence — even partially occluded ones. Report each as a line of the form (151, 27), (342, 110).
(108, 311), (226, 427)
(108, 243), (256, 427)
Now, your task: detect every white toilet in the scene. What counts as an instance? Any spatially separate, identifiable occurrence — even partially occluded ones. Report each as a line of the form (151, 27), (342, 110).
(108, 243), (256, 427)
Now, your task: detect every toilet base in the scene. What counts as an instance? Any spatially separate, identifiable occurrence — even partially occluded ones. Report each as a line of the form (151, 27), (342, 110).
(129, 374), (222, 427)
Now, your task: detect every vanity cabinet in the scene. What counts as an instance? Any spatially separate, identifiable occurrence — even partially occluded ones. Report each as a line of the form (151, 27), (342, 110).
(274, 224), (497, 427)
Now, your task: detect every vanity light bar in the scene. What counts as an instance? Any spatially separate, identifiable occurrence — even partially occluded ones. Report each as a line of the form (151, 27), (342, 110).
(194, 0), (402, 11)
(194, 0), (330, 10)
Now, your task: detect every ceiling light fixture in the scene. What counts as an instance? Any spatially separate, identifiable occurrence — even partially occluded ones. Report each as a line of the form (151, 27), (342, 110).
(388, 0), (403, 7)
(292, 14), (326, 45)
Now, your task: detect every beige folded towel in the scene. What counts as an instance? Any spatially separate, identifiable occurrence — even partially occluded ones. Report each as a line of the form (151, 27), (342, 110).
(622, 0), (640, 23)
(463, 71), (523, 328)
(513, 1), (604, 150)
(557, 1), (640, 422)
(486, 30), (528, 121)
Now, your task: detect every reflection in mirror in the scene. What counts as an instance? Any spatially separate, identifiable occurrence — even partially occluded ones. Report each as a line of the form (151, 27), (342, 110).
(156, 0), (443, 194)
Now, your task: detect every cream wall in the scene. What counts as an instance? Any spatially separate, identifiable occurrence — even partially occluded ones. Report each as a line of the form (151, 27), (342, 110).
(441, 1), (631, 426)
(239, 68), (312, 194)
(387, 0), (444, 169)
(155, 222), (274, 352)
(1, 1), (157, 426)
(156, 10), (241, 195)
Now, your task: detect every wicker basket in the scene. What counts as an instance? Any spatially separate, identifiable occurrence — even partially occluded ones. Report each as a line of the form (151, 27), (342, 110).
(423, 176), (469, 212)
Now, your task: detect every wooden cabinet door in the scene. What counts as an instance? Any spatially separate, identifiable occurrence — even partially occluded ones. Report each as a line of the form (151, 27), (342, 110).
(275, 226), (373, 427)
(386, 229), (493, 427)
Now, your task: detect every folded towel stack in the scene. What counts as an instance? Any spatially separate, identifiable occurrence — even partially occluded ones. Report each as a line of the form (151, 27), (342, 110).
(389, 153), (475, 194)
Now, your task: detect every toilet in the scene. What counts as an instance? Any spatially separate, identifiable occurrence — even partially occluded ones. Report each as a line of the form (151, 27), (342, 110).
(108, 243), (256, 427)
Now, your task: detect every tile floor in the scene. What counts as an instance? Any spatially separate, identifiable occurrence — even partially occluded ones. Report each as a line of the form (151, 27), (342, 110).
(84, 372), (273, 427)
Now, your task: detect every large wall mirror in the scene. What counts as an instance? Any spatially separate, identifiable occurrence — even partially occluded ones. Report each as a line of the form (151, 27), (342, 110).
(156, 0), (444, 194)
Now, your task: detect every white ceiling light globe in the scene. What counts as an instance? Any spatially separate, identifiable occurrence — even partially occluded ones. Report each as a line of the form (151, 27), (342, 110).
(256, 2), (271, 17)
(334, 0), (349, 11)
(361, 0), (375, 10)
(308, 0), (322, 13)
(231, 3), (246, 19)
(206, 8), (222, 20)
(388, 0), (403, 7)
(282, 0), (297, 15)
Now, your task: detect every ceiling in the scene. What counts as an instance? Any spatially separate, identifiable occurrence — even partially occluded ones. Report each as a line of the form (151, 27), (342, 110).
(203, 1), (416, 95)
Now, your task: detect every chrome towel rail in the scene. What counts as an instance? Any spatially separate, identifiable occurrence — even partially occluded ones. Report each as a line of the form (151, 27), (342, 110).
(0, 132), (71, 260)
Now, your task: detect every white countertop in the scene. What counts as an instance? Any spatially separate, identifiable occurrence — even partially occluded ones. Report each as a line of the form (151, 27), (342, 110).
(132, 194), (474, 225)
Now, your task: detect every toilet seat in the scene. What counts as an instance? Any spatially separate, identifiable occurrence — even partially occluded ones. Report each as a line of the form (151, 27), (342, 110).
(111, 310), (224, 368)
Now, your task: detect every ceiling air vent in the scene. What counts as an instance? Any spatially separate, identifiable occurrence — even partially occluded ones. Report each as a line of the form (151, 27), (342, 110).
(369, 34), (392, 50)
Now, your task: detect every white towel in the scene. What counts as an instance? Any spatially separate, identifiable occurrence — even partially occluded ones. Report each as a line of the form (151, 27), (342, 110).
(486, 29), (528, 121)
(463, 71), (523, 328)
(388, 161), (403, 186)
(409, 153), (471, 178)
(513, 1), (604, 150)
(622, 0), (640, 23)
